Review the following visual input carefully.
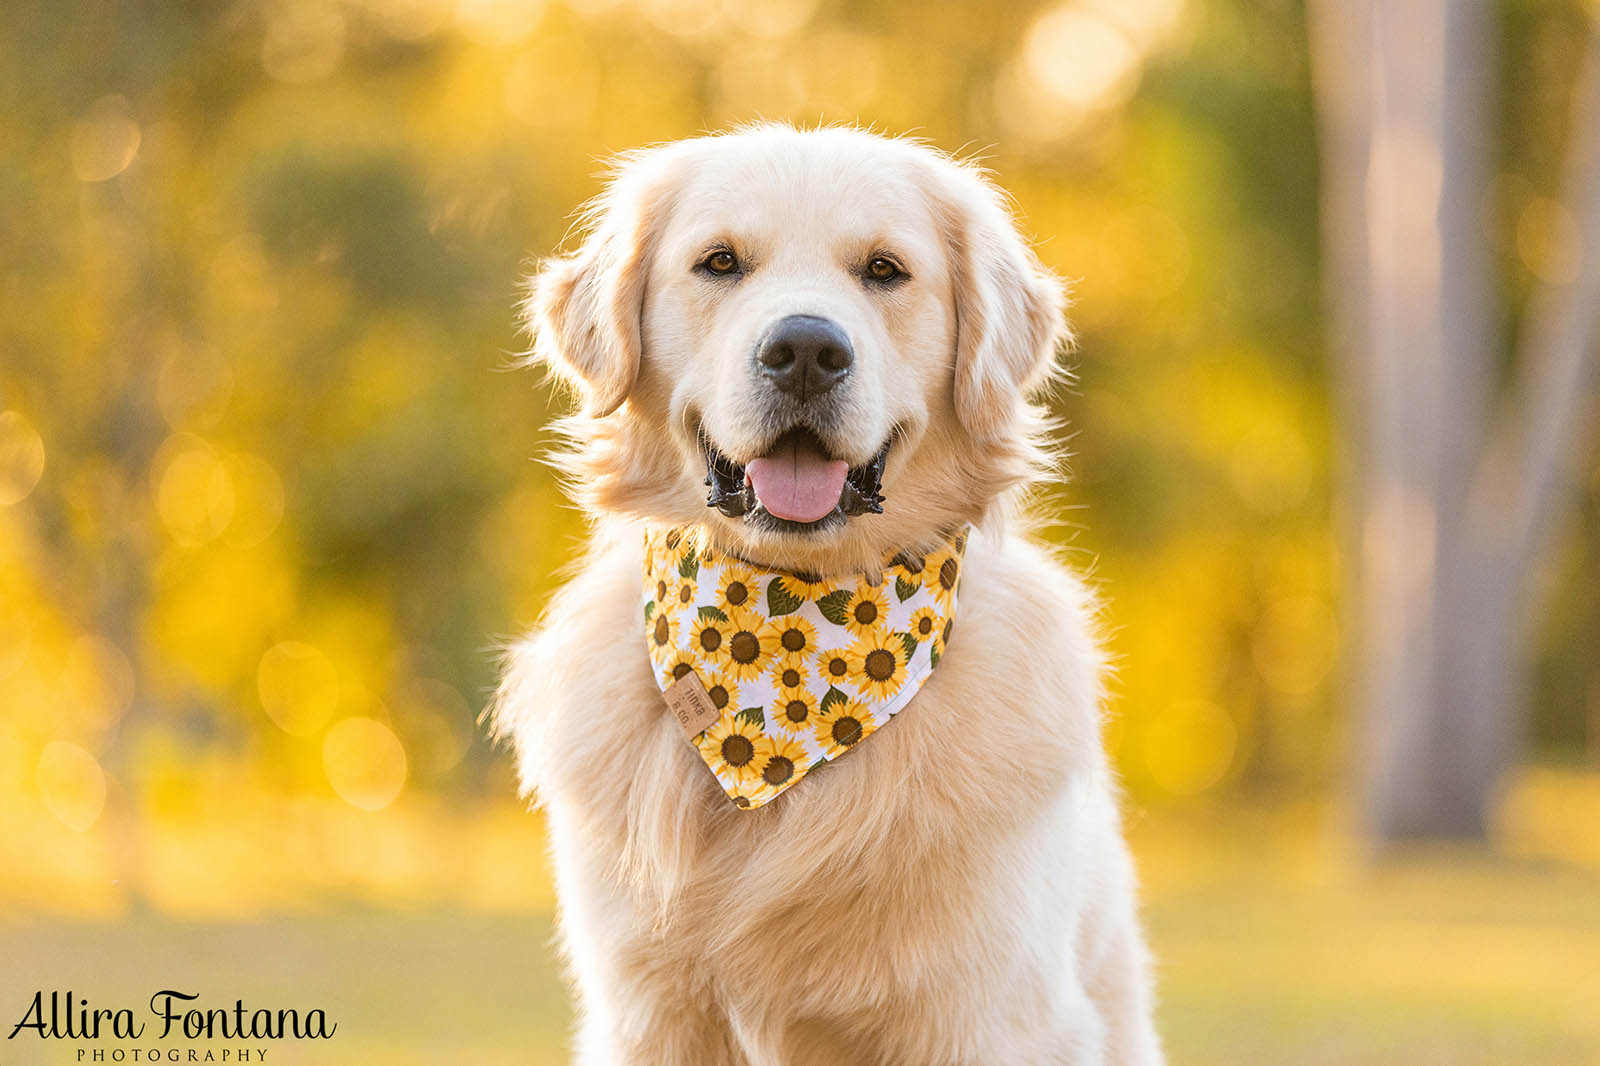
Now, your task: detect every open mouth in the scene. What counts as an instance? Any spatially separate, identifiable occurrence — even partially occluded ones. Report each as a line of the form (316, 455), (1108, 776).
(702, 427), (888, 530)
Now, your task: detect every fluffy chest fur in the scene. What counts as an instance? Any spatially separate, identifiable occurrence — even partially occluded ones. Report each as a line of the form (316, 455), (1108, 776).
(496, 521), (1154, 1065)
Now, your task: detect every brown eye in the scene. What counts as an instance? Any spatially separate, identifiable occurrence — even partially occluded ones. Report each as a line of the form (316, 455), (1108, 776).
(703, 250), (739, 275)
(866, 256), (902, 282)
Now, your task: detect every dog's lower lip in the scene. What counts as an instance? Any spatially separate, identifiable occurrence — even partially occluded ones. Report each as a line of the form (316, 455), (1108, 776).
(701, 428), (888, 525)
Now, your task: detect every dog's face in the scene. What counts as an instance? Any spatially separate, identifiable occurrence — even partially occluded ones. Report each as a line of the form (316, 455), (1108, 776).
(527, 126), (1067, 573)
(646, 142), (952, 534)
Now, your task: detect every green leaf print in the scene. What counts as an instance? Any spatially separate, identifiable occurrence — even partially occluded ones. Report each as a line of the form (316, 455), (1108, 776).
(766, 577), (803, 616)
(816, 589), (851, 626)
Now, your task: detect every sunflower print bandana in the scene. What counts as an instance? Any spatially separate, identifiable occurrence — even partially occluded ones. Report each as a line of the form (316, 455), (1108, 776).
(642, 525), (968, 809)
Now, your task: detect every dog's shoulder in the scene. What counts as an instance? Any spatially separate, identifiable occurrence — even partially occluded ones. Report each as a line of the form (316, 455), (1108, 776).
(954, 526), (1104, 687)
(911, 525), (1108, 780)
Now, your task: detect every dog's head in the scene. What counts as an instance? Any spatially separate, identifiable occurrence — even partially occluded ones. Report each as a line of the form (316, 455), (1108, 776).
(524, 125), (1069, 573)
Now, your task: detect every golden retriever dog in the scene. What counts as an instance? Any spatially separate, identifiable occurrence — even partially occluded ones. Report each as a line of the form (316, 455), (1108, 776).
(494, 124), (1163, 1065)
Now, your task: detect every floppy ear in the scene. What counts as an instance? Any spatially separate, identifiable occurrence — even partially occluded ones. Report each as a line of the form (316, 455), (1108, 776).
(936, 164), (1070, 442)
(523, 152), (675, 417)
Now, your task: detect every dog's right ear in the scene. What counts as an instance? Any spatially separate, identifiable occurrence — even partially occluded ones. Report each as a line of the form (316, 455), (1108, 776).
(522, 150), (677, 417)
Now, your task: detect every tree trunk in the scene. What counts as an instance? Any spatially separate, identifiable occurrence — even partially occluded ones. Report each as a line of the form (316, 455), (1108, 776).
(1310, 0), (1600, 842)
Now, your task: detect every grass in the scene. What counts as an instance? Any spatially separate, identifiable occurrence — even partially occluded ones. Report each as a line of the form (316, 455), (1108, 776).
(1131, 803), (1600, 1065)
(2, 801), (1598, 1065)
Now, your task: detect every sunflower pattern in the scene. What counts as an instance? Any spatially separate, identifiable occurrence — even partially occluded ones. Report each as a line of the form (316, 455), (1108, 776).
(641, 524), (968, 809)
(843, 628), (912, 701)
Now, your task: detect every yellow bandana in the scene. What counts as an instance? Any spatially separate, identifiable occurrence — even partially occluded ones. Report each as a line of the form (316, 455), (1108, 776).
(642, 526), (967, 809)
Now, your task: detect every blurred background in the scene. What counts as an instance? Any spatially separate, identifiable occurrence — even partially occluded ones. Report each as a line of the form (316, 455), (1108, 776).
(2, 0), (1598, 1063)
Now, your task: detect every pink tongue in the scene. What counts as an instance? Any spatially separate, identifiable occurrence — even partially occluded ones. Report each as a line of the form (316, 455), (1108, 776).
(745, 438), (849, 523)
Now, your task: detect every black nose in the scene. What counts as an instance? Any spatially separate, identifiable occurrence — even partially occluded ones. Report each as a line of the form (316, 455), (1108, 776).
(756, 315), (853, 401)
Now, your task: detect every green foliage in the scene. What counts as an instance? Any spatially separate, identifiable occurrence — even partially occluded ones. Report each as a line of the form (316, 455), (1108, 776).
(248, 150), (456, 303)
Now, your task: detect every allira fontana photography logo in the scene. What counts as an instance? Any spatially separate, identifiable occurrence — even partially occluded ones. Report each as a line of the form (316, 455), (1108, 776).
(7, 990), (336, 1062)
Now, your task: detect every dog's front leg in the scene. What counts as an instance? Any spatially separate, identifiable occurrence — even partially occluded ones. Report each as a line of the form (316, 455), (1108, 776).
(1083, 910), (1165, 1066)
(559, 898), (746, 1066)
(571, 978), (744, 1066)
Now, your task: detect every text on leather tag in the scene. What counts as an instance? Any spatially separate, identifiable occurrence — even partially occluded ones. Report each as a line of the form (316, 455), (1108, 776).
(663, 673), (720, 739)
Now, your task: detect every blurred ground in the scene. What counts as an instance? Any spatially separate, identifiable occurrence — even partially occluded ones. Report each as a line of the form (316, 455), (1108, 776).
(4, 789), (1598, 1066)
(1135, 801), (1600, 1066)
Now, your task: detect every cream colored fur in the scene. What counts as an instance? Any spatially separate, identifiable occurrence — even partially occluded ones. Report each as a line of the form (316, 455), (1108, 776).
(494, 124), (1164, 1066)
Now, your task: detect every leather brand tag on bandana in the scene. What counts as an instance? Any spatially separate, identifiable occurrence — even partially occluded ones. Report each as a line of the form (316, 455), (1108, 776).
(663, 673), (721, 739)
(642, 525), (968, 809)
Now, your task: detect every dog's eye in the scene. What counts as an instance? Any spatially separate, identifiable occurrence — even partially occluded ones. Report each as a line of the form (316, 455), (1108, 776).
(865, 256), (904, 283)
(701, 250), (740, 276)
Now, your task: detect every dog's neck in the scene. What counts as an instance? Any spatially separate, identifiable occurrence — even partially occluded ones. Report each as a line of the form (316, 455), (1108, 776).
(694, 525), (971, 583)
(674, 512), (981, 583)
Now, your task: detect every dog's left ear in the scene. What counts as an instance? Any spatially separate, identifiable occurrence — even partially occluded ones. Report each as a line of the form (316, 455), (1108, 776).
(522, 150), (678, 417)
(933, 162), (1070, 442)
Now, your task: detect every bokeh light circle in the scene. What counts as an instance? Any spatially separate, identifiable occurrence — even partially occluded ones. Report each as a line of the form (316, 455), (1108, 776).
(1023, 6), (1139, 111)
(155, 443), (235, 547)
(221, 453), (286, 547)
(70, 95), (141, 182)
(322, 717), (408, 812)
(390, 678), (472, 778)
(457, 0), (544, 44)
(0, 411), (47, 505)
(261, 2), (347, 82)
(37, 741), (108, 832)
(258, 641), (340, 736)
(1144, 700), (1237, 796)
(1252, 597), (1339, 696)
